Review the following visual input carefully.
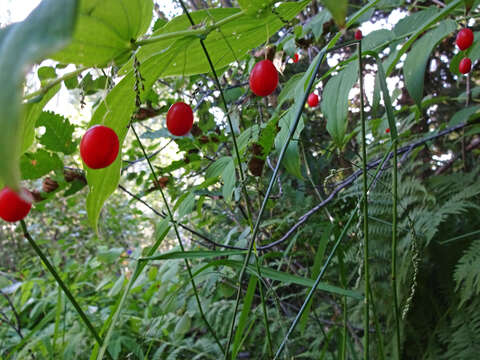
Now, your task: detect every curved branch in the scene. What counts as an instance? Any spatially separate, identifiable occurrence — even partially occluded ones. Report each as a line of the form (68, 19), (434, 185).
(258, 120), (477, 251)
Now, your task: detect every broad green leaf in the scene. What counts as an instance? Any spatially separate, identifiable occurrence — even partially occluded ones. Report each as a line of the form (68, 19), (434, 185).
(85, 74), (136, 230)
(277, 73), (304, 106)
(238, 0), (270, 15)
(20, 149), (63, 180)
(393, 8), (439, 37)
(143, 250), (361, 298)
(232, 276), (257, 358)
(322, 61), (358, 148)
(37, 66), (57, 81)
(403, 20), (456, 106)
(0, 0), (78, 190)
(221, 159), (236, 202)
(302, 10), (331, 40)
(97, 247), (124, 263)
(196, 259), (362, 299)
(275, 111), (304, 179)
(21, 85), (60, 153)
(123, 2), (309, 82)
(174, 314), (191, 336)
(362, 29), (394, 52)
(52, 0), (153, 66)
(323, 0), (347, 27)
(177, 192), (195, 220)
(36, 111), (77, 154)
(237, 125), (260, 153)
(108, 274), (125, 297)
(449, 106), (480, 127)
(206, 156), (233, 179)
(386, 0), (464, 76)
(275, 52), (326, 178)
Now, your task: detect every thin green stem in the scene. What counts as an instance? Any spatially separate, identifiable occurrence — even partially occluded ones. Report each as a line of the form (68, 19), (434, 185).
(392, 139), (401, 359)
(273, 204), (357, 359)
(358, 39), (370, 360)
(19, 220), (113, 360)
(131, 125), (224, 353)
(23, 66), (88, 101)
(272, 137), (395, 359)
(175, 2), (271, 357)
(229, 49), (327, 360)
(339, 248), (348, 360)
(256, 271), (273, 358)
(369, 287), (386, 360)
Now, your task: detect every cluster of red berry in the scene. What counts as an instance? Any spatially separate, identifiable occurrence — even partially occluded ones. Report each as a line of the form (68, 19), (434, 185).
(251, 55), (320, 108)
(0, 100), (195, 222)
(456, 28), (474, 74)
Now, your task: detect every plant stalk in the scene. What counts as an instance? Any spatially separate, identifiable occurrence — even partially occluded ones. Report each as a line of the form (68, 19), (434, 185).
(20, 220), (113, 360)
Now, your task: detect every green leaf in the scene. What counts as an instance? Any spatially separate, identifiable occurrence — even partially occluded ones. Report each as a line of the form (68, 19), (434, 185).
(275, 110), (304, 179)
(21, 85), (60, 153)
(403, 20), (456, 106)
(0, 0), (78, 190)
(37, 66), (57, 81)
(449, 106), (480, 127)
(108, 274), (126, 297)
(393, 7), (439, 37)
(20, 149), (63, 180)
(177, 192), (195, 220)
(232, 276), (257, 358)
(238, 0), (271, 15)
(194, 259), (362, 299)
(36, 111), (77, 155)
(174, 314), (191, 336)
(237, 125), (260, 154)
(302, 10), (331, 40)
(97, 247), (124, 263)
(362, 29), (394, 52)
(277, 73), (304, 106)
(52, 0), (153, 66)
(323, 0), (347, 27)
(124, 2), (309, 83)
(206, 156), (233, 179)
(221, 159), (236, 202)
(85, 74), (136, 231)
(322, 61), (358, 148)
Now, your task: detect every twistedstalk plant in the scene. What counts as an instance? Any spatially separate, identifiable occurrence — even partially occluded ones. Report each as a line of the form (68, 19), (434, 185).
(175, 1), (276, 357)
(19, 220), (114, 360)
(2, 0), (480, 358)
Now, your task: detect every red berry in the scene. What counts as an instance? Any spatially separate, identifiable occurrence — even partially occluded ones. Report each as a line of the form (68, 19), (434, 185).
(459, 57), (472, 74)
(0, 187), (33, 222)
(456, 28), (474, 50)
(355, 29), (363, 40)
(80, 125), (119, 169)
(249, 59), (279, 97)
(293, 53), (299, 63)
(386, 128), (390, 134)
(307, 93), (319, 107)
(166, 102), (194, 136)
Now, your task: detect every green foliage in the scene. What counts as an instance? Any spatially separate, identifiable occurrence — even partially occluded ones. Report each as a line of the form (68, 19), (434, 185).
(454, 239), (480, 307)
(0, 0), (78, 190)
(1, 0), (480, 359)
